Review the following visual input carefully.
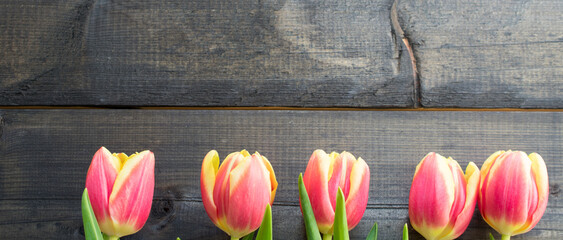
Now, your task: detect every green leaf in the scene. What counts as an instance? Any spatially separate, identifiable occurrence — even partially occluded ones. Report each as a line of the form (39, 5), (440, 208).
(402, 223), (408, 240)
(256, 204), (272, 240)
(333, 187), (349, 240)
(298, 173), (322, 240)
(176, 238), (181, 240)
(489, 233), (495, 240)
(82, 188), (103, 240)
(365, 222), (378, 240)
(241, 232), (255, 240)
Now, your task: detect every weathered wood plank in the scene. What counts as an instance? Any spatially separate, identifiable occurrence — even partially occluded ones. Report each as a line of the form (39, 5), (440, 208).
(0, 109), (561, 239)
(397, 0), (563, 108)
(1, 200), (561, 240)
(0, 0), (413, 107)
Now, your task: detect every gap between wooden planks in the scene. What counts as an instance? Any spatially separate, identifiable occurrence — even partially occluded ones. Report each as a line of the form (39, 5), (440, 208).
(1, 106), (563, 112)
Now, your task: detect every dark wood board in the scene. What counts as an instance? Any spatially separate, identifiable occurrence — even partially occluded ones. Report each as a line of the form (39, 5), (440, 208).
(0, 0), (414, 107)
(396, 0), (563, 108)
(0, 109), (561, 239)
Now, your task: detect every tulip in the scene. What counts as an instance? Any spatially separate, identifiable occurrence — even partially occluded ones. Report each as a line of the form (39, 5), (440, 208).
(478, 151), (549, 239)
(201, 150), (278, 239)
(85, 147), (155, 239)
(302, 150), (370, 238)
(408, 152), (480, 240)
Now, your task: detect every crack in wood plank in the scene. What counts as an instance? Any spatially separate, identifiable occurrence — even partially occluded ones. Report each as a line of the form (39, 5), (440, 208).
(391, 0), (420, 108)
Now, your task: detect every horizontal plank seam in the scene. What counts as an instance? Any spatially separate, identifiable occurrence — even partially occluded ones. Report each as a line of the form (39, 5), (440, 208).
(1, 106), (563, 112)
(0, 218), (561, 233)
(3, 199), (563, 210)
(0, 198), (406, 208)
(0, 219), (76, 225)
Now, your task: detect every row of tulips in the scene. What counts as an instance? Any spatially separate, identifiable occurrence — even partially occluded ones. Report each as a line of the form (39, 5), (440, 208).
(81, 147), (548, 240)
(410, 151), (548, 240)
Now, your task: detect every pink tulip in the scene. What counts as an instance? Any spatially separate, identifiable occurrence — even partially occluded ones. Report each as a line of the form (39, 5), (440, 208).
(479, 151), (549, 239)
(85, 147), (155, 239)
(409, 152), (480, 240)
(302, 150), (370, 236)
(201, 150), (278, 239)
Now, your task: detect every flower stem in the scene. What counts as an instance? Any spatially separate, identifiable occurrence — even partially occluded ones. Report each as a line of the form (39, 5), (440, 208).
(322, 234), (332, 240)
(231, 237), (240, 240)
(501, 235), (510, 240)
(107, 236), (119, 240)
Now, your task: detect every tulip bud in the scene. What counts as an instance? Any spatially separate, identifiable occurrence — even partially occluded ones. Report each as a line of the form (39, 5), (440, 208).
(200, 150), (278, 239)
(409, 152), (480, 240)
(302, 150), (370, 236)
(85, 147), (155, 238)
(479, 151), (549, 238)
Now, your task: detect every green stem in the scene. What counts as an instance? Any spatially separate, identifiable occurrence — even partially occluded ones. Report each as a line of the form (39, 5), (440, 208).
(107, 236), (119, 240)
(322, 234), (332, 240)
(231, 237), (240, 240)
(501, 235), (510, 240)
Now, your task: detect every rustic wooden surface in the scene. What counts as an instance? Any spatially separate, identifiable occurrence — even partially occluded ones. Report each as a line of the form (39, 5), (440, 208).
(0, 0), (414, 107)
(396, 0), (563, 108)
(0, 110), (561, 239)
(1, 0), (562, 108)
(1, 0), (562, 239)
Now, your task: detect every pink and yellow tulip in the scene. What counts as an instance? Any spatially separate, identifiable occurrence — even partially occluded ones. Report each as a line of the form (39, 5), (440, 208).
(302, 150), (370, 237)
(85, 147), (155, 239)
(200, 150), (278, 239)
(479, 151), (549, 239)
(408, 152), (480, 240)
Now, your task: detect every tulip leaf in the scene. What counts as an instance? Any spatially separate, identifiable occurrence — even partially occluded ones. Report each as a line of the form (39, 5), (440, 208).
(489, 233), (496, 240)
(298, 173), (322, 240)
(402, 223), (408, 240)
(365, 222), (378, 240)
(256, 204), (272, 240)
(333, 187), (349, 240)
(241, 232), (255, 240)
(82, 188), (103, 240)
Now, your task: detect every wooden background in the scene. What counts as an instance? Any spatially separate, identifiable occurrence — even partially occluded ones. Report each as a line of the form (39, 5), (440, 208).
(0, 0), (561, 239)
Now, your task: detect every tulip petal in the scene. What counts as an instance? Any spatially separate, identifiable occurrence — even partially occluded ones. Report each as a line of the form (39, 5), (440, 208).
(328, 152), (345, 212)
(109, 150), (155, 237)
(341, 152), (356, 198)
(328, 152), (355, 209)
(214, 151), (248, 226)
(85, 147), (121, 228)
(226, 153), (271, 238)
(115, 153), (130, 165)
(409, 152), (456, 239)
(433, 158), (467, 239)
(345, 157), (369, 230)
(201, 150), (220, 227)
(303, 149), (334, 234)
(260, 155), (278, 205)
(441, 162), (479, 239)
(479, 150), (504, 196)
(512, 153), (549, 235)
(480, 151), (533, 235)
(479, 151), (504, 228)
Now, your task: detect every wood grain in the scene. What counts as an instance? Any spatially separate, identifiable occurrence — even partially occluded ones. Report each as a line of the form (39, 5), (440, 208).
(0, 109), (561, 239)
(396, 0), (563, 108)
(0, 0), (414, 107)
